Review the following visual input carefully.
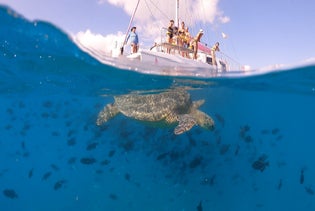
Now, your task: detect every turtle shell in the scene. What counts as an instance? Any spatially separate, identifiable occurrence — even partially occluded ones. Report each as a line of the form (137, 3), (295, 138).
(114, 89), (192, 122)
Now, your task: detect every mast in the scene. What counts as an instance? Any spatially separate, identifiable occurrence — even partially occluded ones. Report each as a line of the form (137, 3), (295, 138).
(175, 0), (179, 27)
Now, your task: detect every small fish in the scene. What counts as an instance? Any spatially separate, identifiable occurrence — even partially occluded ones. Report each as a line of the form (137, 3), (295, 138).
(86, 142), (99, 151)
(210, 175), (216, 186)
(100, 159), (110, 166)
(215, 136), (222, 145)
(3, 189), (18, 199)
(51, 131), (60, 136)
(189, 156), (203, 169)
(28, 168), (34, 178)
(215, 113), (225, 127)
(271, 128), (280, 135)
(239, 125), (250, 138)
(6, 108), (14, 115)
(305, 186), (314, 195)
(276, 135), (283, 141)
(219, 144), (230, 155)
(124, 173), (131, 181)
(21, 141), (26, 150)
(244, 135), (253, 143)
(42, 171), (52, 181)
(108, 150), (116, 157)
(67, 129), (76, 137)
(109, 193), (118, 200)
(50, 164), (59, 171)
(54, 180), (67, 190)
(277, 179), (282, 190)
(196, 200), (203, 211)
(67, 138), (76, 146)
(18, 101), (25, 108)
(234, 144), (240, 156)
(156, 152), (169, 160)
(80, 157), (97, 165)
(300, 169), (304, 184)
(23, 152), (30, 158)
(95, 169), (103, 174)
(252, 154), (269, 172)
(42, 100), (53, 108)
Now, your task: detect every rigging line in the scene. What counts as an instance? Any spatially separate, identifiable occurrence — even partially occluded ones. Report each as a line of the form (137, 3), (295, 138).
(229, 38), (241, 66)
(219, 50), (241, 67)
(143, 0), (155, 20)
(147, 0), (170, 21)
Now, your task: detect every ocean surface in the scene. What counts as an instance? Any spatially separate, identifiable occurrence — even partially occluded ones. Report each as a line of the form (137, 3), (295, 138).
(1, 5), (315, 211)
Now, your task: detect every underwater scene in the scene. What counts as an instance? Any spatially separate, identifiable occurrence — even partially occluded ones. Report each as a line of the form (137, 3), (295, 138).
(1, 5), (315, 211)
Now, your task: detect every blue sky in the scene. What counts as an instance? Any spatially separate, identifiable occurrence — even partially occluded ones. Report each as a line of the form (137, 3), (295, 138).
(1, 0), (314, 69)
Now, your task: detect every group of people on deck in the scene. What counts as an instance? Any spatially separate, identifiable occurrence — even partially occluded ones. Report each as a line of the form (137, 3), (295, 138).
(166, 19), (220, 66)
(124, 20), (220, 67)
(166, 20), (192, 53)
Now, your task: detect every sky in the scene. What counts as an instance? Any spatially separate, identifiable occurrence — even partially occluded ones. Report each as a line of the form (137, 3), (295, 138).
(1, 0), (315, 69)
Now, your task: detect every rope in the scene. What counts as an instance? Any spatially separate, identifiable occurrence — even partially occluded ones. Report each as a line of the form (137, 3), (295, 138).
(146, 0), (170, 22)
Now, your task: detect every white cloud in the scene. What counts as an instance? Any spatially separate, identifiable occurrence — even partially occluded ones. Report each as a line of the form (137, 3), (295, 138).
(304, 57), (315, 64)
(72, 29), (124, 55)
(218, 16), (230, 24)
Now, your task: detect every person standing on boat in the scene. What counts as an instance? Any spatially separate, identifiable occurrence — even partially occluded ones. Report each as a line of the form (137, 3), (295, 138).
(183, 27), (191, 48)
(126, 26), (139, 54)
(166, 20), (175, 53)
(191, 29), (204, 60)
(211, 42), (220, 66)
(178, 21), (186, 47)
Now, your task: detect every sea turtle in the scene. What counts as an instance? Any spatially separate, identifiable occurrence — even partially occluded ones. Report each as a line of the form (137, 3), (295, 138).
(96, 89), (214, 135)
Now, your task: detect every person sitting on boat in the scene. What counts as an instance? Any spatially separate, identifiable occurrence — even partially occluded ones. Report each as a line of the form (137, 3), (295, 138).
(191, 29), (204, 60)
(211, 42), (220, 66)
(166, 20), (175, 53)
(126, 26), (139, 54)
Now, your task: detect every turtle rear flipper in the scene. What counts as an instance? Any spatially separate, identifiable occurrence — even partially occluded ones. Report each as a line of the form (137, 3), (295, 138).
(174, 114), (197, 135)
(96, 103), (120, 126)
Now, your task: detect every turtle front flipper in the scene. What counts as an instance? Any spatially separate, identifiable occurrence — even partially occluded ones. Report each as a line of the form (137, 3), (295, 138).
(96, 103), (120, 126)
(174, 114), (197, 135)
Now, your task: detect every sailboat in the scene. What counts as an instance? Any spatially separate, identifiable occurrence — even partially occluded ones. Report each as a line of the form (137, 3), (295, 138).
(76, 0), (241, 77)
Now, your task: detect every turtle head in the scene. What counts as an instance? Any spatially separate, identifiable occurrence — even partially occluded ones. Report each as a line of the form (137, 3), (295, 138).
(192, 110), (215, 131)
(200, 115), (215, 131)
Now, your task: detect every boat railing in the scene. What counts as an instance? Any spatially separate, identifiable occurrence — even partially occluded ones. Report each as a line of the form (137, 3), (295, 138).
(216, 51), (242, 71)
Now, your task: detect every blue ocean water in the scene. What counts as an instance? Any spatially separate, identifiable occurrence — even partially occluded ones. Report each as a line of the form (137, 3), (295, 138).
(1, 5), (315, 211)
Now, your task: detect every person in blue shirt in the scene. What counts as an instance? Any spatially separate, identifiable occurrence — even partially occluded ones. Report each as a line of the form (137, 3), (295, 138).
(126, 26), (139, 54)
